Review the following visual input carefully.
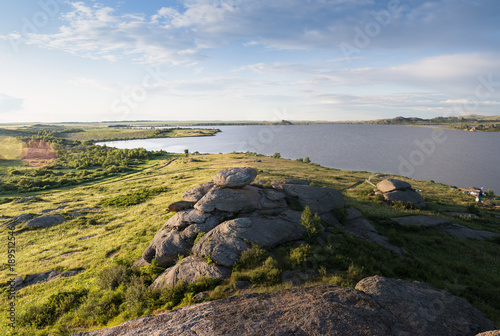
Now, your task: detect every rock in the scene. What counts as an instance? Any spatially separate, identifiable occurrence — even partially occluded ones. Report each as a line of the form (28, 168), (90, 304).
(194, 186), (264, 213)
(15, 269), (84, 290)
(391, 215), (453, 227)
(132, 257), (150, 268)
(167, 201), (195, 212)
(193, 292), (209, 301)
(74, 276), (496, 336)
(444, 212), (481, 219)
(476, 331), (500, 336)
(384, 189), (426, 208)
(193, 213), (304, 267)
(439, 224), (499, 240)
(16, 196), (41, 203)
(150, 256), (231, 289)
(377, 179), (412, 193)
(344, 217), (405, 255)
(213, 167), (257, 188)
(272, 183), (345, 214)
(346, 207), (363, 220)
(142, 228), (192, 268)
(355, 275), (496, 336)
(233, 281), (252, 290)
(77, 235), (96, 241)
(165, 209), (216, 231)
(24, 214), (67, 228)
(1, 213), (33, 228)
(182, 181), (215, 202)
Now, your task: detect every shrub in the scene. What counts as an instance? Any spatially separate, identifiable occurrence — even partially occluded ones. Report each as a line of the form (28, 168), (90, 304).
(301, 206), (322, 242)
(333, 206), (349, 224)
(233, 244), (268, 271)
(98, 265), (130, 290)
(272, 152), (281, 158)
(304, 157), (311, 163)
(296, 158), (303, 162)
(289, 244), (312, 266)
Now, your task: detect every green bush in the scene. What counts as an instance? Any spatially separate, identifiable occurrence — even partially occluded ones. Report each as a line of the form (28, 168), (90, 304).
(233, 244), (268, 271)
(289, 244), (313, 266)
(272, 152), (281, 158)
(98, 265), (130, 290)
(301, 206), (322, 242)
(304, 157), (311, 163)
(333, 206), (349, 224)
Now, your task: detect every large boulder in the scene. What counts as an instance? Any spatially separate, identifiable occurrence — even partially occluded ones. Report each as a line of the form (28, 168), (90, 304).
(213, 167), (257, 188)
(194, 186), (262, 213)
(377, 179), (412, 193)
(142, 228), (192, 268)
(165, 209), (217, 231)
(74, 276), (496, 336)
(24, 214), (67, 228)
(192, 212), (304, 268)
(150, 256), (231, 289)
(182, 181), (215, 202)
(272, 183), (345, 214)
(384, 189), (426, 209)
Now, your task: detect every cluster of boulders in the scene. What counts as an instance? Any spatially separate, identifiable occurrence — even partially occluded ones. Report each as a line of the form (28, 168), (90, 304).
(74, 275), (497, 336)
(377, 178), (426, 209)
(140, 167), (349, 288)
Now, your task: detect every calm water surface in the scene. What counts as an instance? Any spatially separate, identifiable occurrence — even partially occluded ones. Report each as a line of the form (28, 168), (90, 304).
(99, 125), (500, 192)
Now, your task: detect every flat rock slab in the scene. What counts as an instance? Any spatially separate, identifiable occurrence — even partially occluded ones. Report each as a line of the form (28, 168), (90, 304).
(74, 275), (495, 336)
(40, 206), (67, 213)
(167, 201), (195, 212)
(391, 216), (453, 227)
(377, 179), (412, 193)
(213, 167), (257, 188)
(150, 256), (230, 289)
(1, 213), (33, 228)
(344, 217), (405, 255)
(15, 269), (84, 290)
(384, 189), (426, 209)
(439, 224), (499, 240)
(24, 214), (68, 228)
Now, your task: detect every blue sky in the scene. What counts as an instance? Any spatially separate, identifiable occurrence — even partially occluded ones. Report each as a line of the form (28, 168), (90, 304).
(0, 0), (499, 122)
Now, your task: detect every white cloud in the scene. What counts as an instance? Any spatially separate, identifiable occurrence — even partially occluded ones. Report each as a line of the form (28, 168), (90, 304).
(69, 77), (117, 92)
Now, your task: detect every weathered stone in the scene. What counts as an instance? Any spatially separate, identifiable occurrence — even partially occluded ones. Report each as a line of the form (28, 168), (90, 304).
(74, 276), (496, 336)
(165, 209), (214, 230)
(15, 269), (84, 290)
(142, 228), (191, 268)
(377, 179), (412, 193)
(356, 275), (496, 336)
(16, 196), (42, 203)
(194, 186), (263, 213)
(476, 331), (500, 336)
(439, 224), (499, 240)
(391, 215), (453, 227)
(213, 167), (257, 188)
(150, 256), (231, 289)
(193, 213), (304, 267)
(131, 257), (150, 269)
(182, 181), (215, 202)
(167, 201), (195, 212)
(24, 214), (67, 228)
(193, 292), (209, 301)
(272, 183), (345, 214)
(233, 281), (252, 290)
(384, 189), (426, 208)
(344, 217), (405, 255)
(1, 213), (33, 228)
(40, 206), (67, 213)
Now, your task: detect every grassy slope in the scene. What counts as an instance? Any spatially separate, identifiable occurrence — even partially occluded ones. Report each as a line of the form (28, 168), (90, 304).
(0, 154), (499, 335)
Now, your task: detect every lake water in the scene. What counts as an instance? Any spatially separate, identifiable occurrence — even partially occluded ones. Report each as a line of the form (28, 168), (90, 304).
(98, 125), (500, 192)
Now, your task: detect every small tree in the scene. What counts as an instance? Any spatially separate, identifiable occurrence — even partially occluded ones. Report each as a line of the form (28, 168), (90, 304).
(304, 157), (311, 163)
(184, 149), (189, 157)
(272, 152), (281, 159)
(301, 206), (322, 243)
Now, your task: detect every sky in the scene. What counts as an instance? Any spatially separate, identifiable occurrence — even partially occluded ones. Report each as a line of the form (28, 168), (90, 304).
(0, 0), (499, 122)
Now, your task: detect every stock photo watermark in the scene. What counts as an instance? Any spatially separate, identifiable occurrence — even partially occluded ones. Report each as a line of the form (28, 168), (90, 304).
(111, 65), (169, 119)
(6, 223), (17, 329)
(8, 0), (65, 54)
(245, 108), (290, 153)
(339, 0), (403, 61)
(452, 73), (500, 116)
(398, 128), (447, 177)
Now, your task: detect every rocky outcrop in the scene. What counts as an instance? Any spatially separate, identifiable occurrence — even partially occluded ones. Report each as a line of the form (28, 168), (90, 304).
(73, 275), (496, 336)
(24, 214), (67, 228)
(377, 178), (426, 209)
(391, 215), (499, 240)
(140, 167), (356, 287)
(1, 213), (33, 228)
